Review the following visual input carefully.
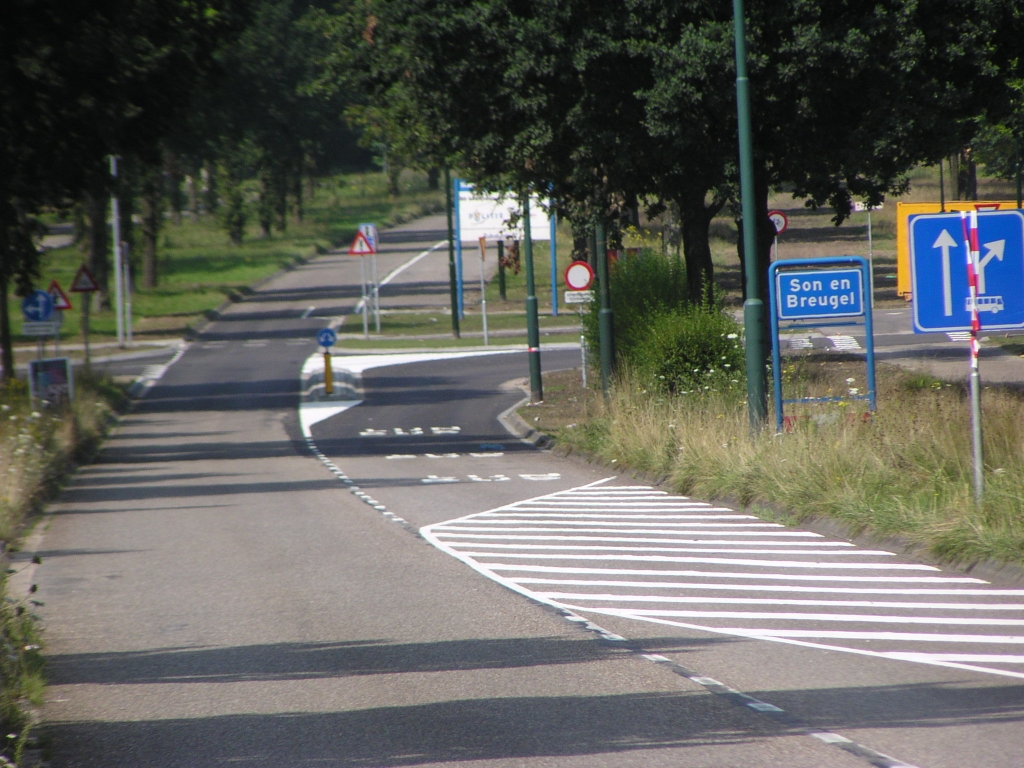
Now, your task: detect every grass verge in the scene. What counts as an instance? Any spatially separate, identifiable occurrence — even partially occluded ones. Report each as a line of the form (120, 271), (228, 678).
(26, 171), (444, 343)
(526, 357), (1024, 570)
(0, 374), (127, 764)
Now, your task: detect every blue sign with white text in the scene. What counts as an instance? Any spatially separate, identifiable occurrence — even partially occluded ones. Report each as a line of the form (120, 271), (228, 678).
(910, 210), (1024, 333)
(21, 290), (53, 322)
(317, 328), (337, 347)
(775, 268), (864, 320)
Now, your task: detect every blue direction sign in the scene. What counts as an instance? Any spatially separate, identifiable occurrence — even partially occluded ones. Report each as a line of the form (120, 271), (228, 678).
(317, 328), (337, 348)
(21, 290), (54, 322)
(775, 267), (864, 320)
(910, 210), (1024, 333)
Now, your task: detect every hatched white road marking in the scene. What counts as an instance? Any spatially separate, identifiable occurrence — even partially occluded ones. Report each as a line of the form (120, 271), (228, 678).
(827, 335), (862, 350)
(421, 479), (1024, 680)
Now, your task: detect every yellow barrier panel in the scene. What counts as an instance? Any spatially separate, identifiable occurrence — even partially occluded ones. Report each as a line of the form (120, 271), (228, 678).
(896, 201), (1021, 298)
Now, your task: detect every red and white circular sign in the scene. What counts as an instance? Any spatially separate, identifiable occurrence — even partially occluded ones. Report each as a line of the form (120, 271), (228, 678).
(564, 260), (595, 291)
(768, 210), (788, 235)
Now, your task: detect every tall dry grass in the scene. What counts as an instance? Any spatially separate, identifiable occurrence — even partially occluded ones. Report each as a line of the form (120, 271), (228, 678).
(564, 360), (1024, 566)
(0, 373), (125, 761)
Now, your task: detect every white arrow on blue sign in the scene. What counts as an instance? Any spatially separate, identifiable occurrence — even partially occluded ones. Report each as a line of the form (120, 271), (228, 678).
(909, 210), (1024, 333)
(317, 328), (337, 348)
(21, 290), (54, 322)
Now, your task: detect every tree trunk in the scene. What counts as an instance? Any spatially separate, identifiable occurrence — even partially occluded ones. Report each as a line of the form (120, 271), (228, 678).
(141, 168), (163, 289)
(82, 190), (110, 309)
(959, 147), (978, 200)
(203, 162), (218, 215)
(0, 275), (11, 382)
(165, 149), (183, 226)
(274, 166), (288, 233)
(387, 162), (401, 198)
(258, 168), (274, 237)
(186, 174), (198, 219)
(427, 167), (440, 191)
(292, 169), (303, 223)
(678, 189), (723, 306)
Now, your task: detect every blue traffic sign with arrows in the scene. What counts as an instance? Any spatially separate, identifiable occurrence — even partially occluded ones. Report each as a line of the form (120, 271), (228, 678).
(909, 210), (1024, 333)
(317, 328), (337, 348)
(21, 290), (54, 322)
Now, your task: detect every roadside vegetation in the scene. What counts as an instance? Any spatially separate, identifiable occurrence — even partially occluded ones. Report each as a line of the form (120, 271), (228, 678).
(0, 375), (126, 764)
(525, 225), (1024, 570)
(28, 171), (443, 344)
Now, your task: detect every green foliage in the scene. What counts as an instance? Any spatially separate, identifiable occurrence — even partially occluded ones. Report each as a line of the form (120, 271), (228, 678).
(632, 309), (744, 394)
(583, 249), (690, 356)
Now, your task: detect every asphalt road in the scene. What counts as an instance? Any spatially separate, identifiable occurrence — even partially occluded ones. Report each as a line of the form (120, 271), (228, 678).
(29, 215), (1024, 767)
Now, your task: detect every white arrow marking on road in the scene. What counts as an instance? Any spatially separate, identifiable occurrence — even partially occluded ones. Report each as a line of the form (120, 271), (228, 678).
(933, 229), (958, 316)
(977, 240), (1005, 295)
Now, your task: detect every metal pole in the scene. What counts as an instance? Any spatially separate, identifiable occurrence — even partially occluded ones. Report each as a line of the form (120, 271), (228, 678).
(550, 210), (558, 316)
(123, 243), (133, 348)
(939, 160), (946, 212)
(733, 0), (768, 431)
(454, 179), (464, 319)
(478, 237), (489, 345)
(371, 253), (380, 334)
(523, 193), (543, 402)
(596, 220), (614, 395)
(1016, 134), (1022, 209)
(360, 257), (369, 339)
(444, 168), (460, 338)
(110, 156), (125, 347)
(961, 210), (984, 506)
(324, 351), (333, 395)
(497, 240), (507, 300)
(82, 299), (90, 371)
(579, 305), (587, 390)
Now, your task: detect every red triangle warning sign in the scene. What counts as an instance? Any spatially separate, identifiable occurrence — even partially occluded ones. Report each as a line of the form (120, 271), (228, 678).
(347, 230), (375, 256)
(69, 264), (100, 293)
(47, 279), (73, 310)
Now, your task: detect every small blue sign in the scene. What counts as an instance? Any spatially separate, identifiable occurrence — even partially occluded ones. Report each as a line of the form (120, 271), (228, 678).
(21, 290), (53, 322)
(317, 328), (337, 348)
(910, 210), (1024, 333)
(775, 268), (864, 320)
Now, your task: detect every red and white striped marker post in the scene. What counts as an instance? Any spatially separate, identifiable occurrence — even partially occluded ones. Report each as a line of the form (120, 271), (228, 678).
(960, 210), (985, 505)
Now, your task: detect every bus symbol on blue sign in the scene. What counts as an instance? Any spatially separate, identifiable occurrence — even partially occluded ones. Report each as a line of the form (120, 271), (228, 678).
(775, 268), (864, 320)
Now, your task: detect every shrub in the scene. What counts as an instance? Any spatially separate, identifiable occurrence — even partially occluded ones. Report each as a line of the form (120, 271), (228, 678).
(584, 249), (690, 357)
(632, 308), (745, 394)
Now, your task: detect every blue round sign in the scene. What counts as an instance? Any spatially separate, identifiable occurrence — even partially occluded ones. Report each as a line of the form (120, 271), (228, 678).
(317, 328), (337, 348)
(21, 290), (54, 322)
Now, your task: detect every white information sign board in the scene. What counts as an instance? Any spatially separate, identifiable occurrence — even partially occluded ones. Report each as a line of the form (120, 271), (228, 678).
(456, 181), (551, 242)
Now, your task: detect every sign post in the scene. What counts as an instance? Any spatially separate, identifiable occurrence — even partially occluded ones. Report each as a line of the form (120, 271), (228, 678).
(768, 210), (788, 261)
(768, 256), (876, 432)
(70, 264), (101, 368)
(348, 229), (376, 339)
(478, 237), (489, 346)
(317, 328), (337, 396)
(909, 208), (1024, 506)
(359, 224), (381, 333)
(47, 279), (73, 356)
(564, 260), (596, 388)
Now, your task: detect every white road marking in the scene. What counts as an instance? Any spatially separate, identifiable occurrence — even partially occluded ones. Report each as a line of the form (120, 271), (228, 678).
(469, 452), (505, 458)
(536, 592), (1024, 611)
(243, 340), (269, 347)
(947, 331), (972, 342)
(828, 335), (862, 350)
(423, 475), (458, 484)
(438, 534), (854, 546)
(440, 544), (891, 556)
(359, 429), (388, 437)
(300, 401), (362, 437)
(385, 454), (416, 460)
(422, 480), (1024, 680)
(519, 473), (562, 481)
(302, 305), (315, 318)
(426, 453), (460, 459)
(432, 426), (461, 435)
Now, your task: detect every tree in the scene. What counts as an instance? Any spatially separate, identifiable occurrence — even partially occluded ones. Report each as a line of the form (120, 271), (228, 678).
(0, 0), (245, 373)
